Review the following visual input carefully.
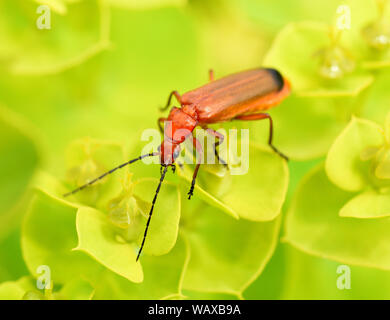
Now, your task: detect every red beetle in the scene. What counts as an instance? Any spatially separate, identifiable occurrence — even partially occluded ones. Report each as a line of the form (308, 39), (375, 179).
(65, 67), (291, 260)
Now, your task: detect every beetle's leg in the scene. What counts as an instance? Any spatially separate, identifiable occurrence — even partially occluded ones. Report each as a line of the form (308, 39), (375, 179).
(188, 137), (203, 200)
(234, 113), (288, 161)
(209, 69), (214, 82)
(160, 90), (182, 111)
(203, 127), (228, 168)
(157, 117), (167, 134)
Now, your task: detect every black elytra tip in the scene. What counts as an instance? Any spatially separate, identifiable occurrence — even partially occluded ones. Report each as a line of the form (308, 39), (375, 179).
(264, 68), (284, 91)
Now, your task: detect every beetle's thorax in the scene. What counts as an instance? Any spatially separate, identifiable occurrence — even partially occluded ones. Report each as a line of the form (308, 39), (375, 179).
(164, 106), (198, 143)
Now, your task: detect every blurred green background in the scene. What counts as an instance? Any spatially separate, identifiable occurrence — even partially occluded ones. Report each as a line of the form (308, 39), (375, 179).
(1, 0), (390, 300)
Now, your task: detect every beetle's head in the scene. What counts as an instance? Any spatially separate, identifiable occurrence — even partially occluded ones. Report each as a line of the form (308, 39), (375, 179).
(158, 140), (181, 166)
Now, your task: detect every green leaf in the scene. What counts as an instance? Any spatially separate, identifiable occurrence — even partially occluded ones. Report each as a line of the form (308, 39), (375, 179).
(233, 0), (342, 35)
(0, 276), (36, 300)
(281, 244), (390, 299)
(325, 117), (384, 192)
(0, 106), (40, 243)
(22, 190), (104, 285)
(0, 0), (107, 75)
(375, 147), (390, 179)
(340, 189), (390, 218)
(361, 72), (390, 125)
(54, 279), (95, 300)
(64, 138), (126, 209)
(0, 276), (94, 300)
(132, 178), (181, 256)
(75, 206), (143, 283)
(93, 236), (188, 299)
(0, 106), (39, 216)
(177, 163), (239, 220)
(107, 0), (186, 9)
(182, 290), (239, 300)
(284, 163), (390, 270)
(264, 22), (374, 97)
(386, 111), (390, 142)
(22, 290), (47, 300)
(242, 159), (323, 299)
(351, 2), (390, 70)
(34, 171), (70, 199)
(182, 204), (281, 294)
(32, 0), (78, 15)
(242, 242), (288, 300)
(179, 142), (288, 221)
(281, 245), (348, 299)
(0, 229), (29, 283)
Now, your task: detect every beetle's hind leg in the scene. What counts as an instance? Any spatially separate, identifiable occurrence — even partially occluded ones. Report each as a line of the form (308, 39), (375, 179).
(160, 91), (182, 111)
(234, 113), (288, 161)
(203, 127), (228, 168)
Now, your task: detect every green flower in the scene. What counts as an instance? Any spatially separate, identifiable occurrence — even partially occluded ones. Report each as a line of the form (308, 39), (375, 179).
(325, 113), (390, 218)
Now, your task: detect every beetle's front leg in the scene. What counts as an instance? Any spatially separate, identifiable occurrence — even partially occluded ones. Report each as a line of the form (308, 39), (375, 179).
(157, 117), (167, 134)
(160, 90), (182, 111)
(188, 137), (203, 200)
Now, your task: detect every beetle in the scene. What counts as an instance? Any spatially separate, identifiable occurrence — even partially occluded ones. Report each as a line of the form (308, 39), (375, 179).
(64, 67), (291, 261)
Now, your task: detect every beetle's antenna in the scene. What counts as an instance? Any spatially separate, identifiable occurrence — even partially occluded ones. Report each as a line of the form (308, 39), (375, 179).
(63, 152), (159, 197)
(136, 165), (168, 261)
